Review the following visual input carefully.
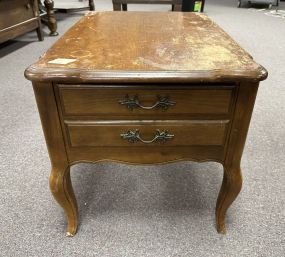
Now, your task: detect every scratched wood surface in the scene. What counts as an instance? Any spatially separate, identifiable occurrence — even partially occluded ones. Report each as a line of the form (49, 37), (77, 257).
(25, 11), (267, 83)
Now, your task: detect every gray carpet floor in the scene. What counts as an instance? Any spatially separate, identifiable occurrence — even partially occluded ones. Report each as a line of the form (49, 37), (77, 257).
(1, 0), (285, 256)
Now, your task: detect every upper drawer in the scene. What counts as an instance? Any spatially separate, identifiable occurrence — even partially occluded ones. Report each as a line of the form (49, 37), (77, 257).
(57, 85), (235, 118)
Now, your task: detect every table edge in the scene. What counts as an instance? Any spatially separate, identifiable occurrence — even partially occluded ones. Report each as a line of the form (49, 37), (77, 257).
(25, 66), (268, 84)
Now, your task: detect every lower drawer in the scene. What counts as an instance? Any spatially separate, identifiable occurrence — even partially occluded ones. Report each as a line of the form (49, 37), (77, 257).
(65, 120), (229, 148)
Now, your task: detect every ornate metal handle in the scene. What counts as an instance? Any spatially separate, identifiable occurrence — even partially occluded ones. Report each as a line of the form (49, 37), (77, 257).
(120, 129), (174, 144)
(119, 95), (176, 110)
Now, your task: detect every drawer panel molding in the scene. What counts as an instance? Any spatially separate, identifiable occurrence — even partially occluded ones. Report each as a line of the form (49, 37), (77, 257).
(65, 120), (229, 147)
(58, 85), (236, 117)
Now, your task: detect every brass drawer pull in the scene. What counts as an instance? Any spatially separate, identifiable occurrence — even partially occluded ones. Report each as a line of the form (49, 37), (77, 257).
(119, 95), (176, 110)
(120, 129), (174, 144)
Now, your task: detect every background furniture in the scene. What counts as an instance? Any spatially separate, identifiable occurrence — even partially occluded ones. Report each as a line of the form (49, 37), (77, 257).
(38, 0), (95, 36)
(25, 11), (267, 236)
(238, 0), (276, 8)
(52, 0), (95, 11)
(112, 0), (182, 11)
(0, 0), (43, 43)
(39, 0), (58, 36)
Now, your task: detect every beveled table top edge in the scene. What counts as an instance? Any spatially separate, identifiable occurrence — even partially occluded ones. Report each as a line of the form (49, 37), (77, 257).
(24, 65), (268, 84)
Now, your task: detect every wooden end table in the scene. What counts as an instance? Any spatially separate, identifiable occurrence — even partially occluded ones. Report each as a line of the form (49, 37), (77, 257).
(25, 11), (267, 236)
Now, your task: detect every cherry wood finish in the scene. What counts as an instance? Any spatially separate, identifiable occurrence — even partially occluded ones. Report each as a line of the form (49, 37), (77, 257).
(0, 0), (43, 43)
(66, 120), (229, 147)
(25, 12), (267, 236)
(58, 85), (235, 117)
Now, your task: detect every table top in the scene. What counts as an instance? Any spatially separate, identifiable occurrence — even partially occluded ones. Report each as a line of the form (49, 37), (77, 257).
(25, 11), (267, 83)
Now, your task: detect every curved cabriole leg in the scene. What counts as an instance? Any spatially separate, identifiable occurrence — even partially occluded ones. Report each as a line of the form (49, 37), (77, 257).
(215, 83), (259, 233)
(49, 165), (78, 237)
(216, 165), (242, 234)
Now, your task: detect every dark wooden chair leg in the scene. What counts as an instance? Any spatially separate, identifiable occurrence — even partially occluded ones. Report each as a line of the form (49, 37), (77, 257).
(35, 1), (44, 41)
(173, 4), (182, 11)
(89, 0), (95, 11)
(113, 3), (122, 10)
(44, 0), (58, 36)
(36, 26), (44, 41)
(122, 3), (128, 11)
(201, 0), (205, 12)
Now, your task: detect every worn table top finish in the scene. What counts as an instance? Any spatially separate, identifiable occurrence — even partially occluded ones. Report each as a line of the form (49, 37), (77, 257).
(25, 11), (267, 236)
(25, 11), (267, 83)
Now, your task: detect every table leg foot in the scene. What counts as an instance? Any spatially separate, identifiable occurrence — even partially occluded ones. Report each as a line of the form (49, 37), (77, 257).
(89, 0), (95, 11)
(216, 222), (226, 234)
(66, 232), (75, 237)
(173, 4), (182, 11)
(36, 27), (44, 41)
(122, 3), (127, 11)
(49, 31), (59, 36)
(215, 165), (242, 234)
(50, 165), (78, 236)
(113, 3), (121, 11)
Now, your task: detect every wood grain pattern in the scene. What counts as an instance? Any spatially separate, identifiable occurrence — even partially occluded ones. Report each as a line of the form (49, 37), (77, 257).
(25, 12), (267, 83)
(26, 12), (268, 236)
(65, 120), (229, 147)
(58, 85), (235, 117)
(216, 82), (259, 234)
(67, 146), (225, 165)
(32, 82), (78, 236)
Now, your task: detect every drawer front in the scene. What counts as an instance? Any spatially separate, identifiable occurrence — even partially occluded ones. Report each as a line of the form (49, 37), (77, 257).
(65, 120), (229, 148)
(58, 85), (235, 118)
(0, 0), (35, 30)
